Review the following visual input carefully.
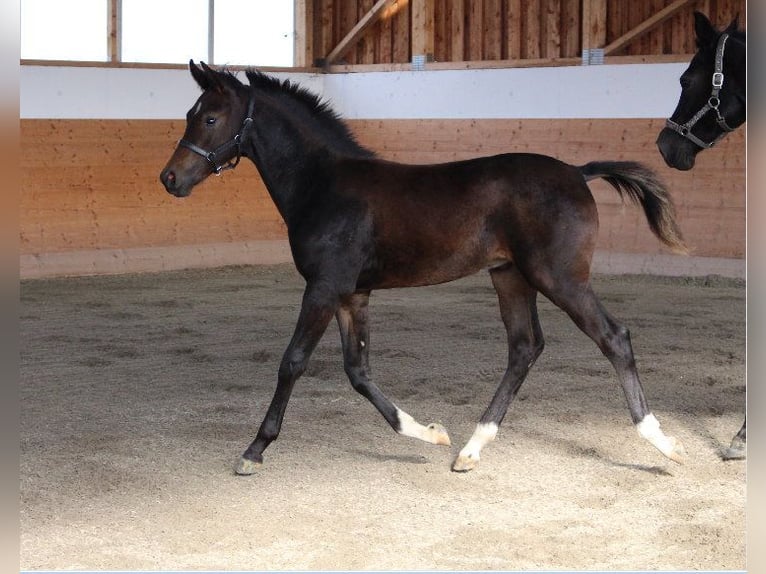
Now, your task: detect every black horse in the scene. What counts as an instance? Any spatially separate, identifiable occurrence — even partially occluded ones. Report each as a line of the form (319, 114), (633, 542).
(657, 12), (746, 460)
(161, 61), (688, 474)
(656, 11), (746, 171)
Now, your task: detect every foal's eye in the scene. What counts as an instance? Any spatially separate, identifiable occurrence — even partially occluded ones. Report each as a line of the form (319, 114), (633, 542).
(205, 117), (217, 125)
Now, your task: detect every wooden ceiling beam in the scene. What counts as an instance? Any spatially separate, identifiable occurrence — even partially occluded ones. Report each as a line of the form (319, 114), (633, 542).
(603, 0), (696, 55)
(324, 0), (394, 65)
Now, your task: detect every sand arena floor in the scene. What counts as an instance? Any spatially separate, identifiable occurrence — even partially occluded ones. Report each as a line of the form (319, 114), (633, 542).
(20, 265), (745, 570)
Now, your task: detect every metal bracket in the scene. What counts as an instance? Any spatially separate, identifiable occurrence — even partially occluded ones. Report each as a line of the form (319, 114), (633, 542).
(582, 48), (604, 65)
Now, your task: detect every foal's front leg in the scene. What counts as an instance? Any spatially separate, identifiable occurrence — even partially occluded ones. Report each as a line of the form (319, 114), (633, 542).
(236, 284), (338, 475)
(337, 293), (451, 446)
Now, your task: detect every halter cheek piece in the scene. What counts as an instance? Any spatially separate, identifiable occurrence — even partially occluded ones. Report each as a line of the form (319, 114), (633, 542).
(178, 97), (256, 175)
(665, 33), (736, 149)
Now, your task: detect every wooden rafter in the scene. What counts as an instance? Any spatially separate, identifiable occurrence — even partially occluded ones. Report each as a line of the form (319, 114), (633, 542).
(603, 0), (697, 55)
(324, 0), (394, 65)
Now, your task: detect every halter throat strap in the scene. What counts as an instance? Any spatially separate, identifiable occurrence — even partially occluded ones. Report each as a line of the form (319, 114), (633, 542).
(665, 33), (736, 149)
(178, 96), (256, 175)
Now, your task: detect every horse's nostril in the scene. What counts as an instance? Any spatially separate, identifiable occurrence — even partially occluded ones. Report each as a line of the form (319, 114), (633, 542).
(162, 170), (177, 189)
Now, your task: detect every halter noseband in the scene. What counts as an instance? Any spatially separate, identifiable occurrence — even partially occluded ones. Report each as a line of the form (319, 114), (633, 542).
(665, 33), (736, 149)
(178, 97), (256, 175)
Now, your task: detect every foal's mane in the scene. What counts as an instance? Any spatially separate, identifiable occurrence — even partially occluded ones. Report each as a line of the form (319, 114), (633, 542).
(244, 69), (376, 159)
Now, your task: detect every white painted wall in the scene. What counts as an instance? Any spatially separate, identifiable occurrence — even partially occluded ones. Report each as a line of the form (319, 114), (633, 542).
(20, 63), (686, 120)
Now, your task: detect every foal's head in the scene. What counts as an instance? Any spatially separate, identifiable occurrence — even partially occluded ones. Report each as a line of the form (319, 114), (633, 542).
(656, 12), (745, 171)
(160, 61), (251, 197)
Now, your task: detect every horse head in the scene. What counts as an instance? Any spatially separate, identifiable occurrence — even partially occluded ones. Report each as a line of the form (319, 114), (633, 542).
(656, 12), (746, 171)
(160, 61), (252, 197)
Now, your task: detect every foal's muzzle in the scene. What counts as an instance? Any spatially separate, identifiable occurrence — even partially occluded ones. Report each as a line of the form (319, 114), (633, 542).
(160, 167), (192, 197)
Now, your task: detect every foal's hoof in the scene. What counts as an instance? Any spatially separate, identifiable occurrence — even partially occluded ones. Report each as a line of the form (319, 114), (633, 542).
(665, 436), (687, 464)
(427, 423), (451, 446)
(722, 437), (746, 460)
(235, 456), (262, 475)
(451, 453), (478, 472)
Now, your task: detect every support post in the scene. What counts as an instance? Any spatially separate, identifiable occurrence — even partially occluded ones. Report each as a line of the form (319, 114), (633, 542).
(294, 0), (314, 67)
(411, 0), (434, 64)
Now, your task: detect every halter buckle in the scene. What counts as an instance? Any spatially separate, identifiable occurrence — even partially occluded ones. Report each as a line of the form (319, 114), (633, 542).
(712, 72), (724, 88)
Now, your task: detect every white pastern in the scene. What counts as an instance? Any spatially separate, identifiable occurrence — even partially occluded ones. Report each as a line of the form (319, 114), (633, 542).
(457, 422), (498, 464)
(636, 413), (686, 463)
(396, 408), (450, 446)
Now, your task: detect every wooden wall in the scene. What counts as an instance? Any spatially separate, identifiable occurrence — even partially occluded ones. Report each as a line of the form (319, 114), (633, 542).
(606, 0), (745, 56)
(307, 0), (745, 66)
(20, 117), (745, 264)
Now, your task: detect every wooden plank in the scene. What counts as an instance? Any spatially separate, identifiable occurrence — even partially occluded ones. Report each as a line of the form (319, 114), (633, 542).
(318, 0), (335, 62)
(21, 118), (745, 260)
(542, 0), (561, 58)
(483, 0), (502, 60)
(392, 1), (411, 62)
(433, 0), (447, 61)
(325, 0), (393, 65)
(357, 0), (377, 64)
(378, 1), (394, 63)
(467, 0), (483, 60)
(603, 0), (697, 56)
(524, 0), (540, 58)
(505, 0), (522, 59)
(562, 0), (580, 58)
(449, 0), (465, 61)
(324, 52), (695, 73)
(627, 0), (643, 55)
(647, 0), (665, 56)
(412, 0), (435, 59)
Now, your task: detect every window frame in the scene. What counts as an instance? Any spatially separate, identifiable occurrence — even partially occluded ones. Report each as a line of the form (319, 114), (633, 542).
(20, 0), (300, 70)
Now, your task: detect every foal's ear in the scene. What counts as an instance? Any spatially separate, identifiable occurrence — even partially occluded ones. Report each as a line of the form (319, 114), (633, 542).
(693, 11), (718, 47)
(725, 14), (740, 33)
(189, 60), (228, 93)
(190, 60), (211, 91)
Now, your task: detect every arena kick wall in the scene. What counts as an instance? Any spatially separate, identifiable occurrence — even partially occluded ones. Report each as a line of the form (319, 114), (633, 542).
(20, 64), (745, 278)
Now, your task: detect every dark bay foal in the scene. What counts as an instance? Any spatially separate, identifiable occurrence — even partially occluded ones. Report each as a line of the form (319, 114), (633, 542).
(161, 62), (688, 473)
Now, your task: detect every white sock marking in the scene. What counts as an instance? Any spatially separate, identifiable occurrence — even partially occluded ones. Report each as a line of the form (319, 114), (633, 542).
(457, 422), (498, 462)
(396, 408), (448, 445)
(636, 413), (676, 458)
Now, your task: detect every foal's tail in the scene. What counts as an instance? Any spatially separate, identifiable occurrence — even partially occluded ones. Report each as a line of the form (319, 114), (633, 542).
(580, 161), (688, 254)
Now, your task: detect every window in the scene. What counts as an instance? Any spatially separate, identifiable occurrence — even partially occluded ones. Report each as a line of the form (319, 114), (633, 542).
(121, 0), (209, 64)
(214, 0), (294, 67)
(21, 0), (108, 61)
(20, 0), (295, 66)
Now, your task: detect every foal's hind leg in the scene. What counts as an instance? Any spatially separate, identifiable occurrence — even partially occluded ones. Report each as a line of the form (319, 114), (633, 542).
(337, 293), (451, 446)
(723, 417), (746, 460)
(453, 265), (544, 471)
(541, 277), (686, 464)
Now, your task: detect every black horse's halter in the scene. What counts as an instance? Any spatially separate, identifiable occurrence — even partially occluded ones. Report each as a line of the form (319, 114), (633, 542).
(664, 33), (736, 149)
(178, 97), (256, 175)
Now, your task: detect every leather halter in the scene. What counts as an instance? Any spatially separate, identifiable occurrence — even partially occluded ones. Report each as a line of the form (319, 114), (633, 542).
(178, 97), (256, 174)
(664, 33), (736, 149)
